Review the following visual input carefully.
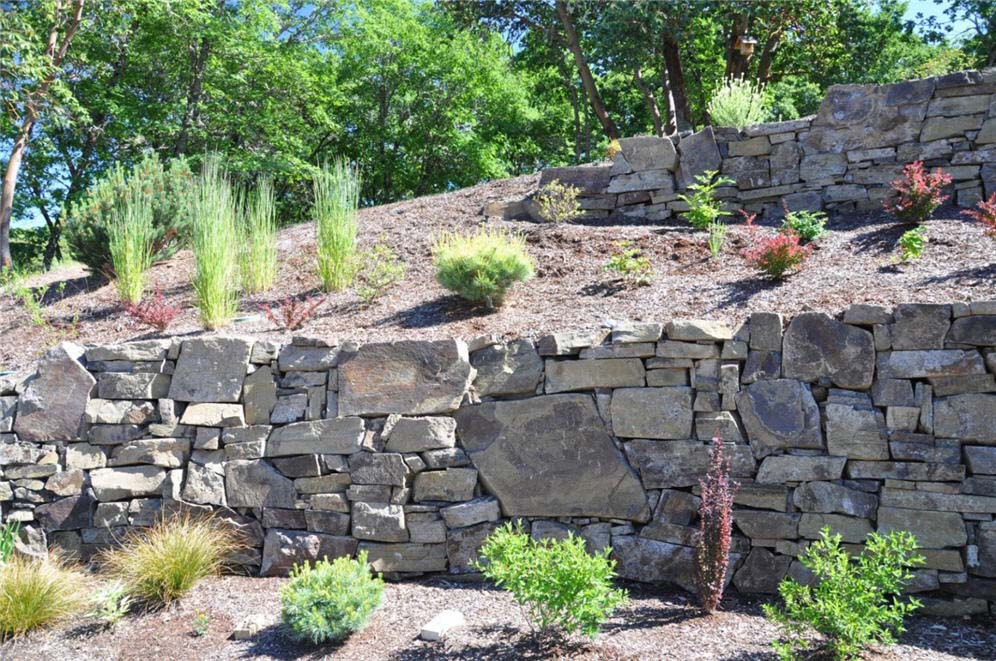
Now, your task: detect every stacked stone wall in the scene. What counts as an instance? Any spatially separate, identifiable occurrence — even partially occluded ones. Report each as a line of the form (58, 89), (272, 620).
(511, 68), (996, 221)
(2, 303), (996, 616)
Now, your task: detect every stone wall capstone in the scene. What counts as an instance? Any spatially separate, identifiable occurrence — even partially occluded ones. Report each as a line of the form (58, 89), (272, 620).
(2, 303), (996, 616)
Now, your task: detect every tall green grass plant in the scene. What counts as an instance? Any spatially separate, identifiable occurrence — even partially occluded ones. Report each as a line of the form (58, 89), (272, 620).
(313, 160), (360, 292)
(240, 177), (278, 294)
(190, 155), (241, 329)
(107, 189), (155, 304)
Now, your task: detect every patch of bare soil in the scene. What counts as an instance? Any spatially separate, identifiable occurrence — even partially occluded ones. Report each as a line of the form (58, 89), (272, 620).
(2, 576), (994, 660)
(3, 171), (994, 373)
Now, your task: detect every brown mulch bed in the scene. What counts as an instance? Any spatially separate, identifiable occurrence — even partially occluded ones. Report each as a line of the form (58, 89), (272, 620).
(3, 171), (995, 373)
(2, 576), (994, 660)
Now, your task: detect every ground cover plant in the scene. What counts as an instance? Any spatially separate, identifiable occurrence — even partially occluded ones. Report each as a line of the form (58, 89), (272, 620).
(605, 240), (653, 286)
(314, 159), (361, 292)
(0, 552), (89, 640)
(190, 156), (241, 329)
(476, 522), (627, 639)
(883, 161), (952, 223)
(695, 438), (737, 614)
(433, 227), (533, 308)
(280, 551), (384, 645)
(678, 170), (734, 231)
(763, 527), (924, 660)
(533, 179), (581, 223)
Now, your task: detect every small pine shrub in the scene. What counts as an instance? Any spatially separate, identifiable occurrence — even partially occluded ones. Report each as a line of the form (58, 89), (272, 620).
(314, 159), (361, 292)
(122, 284), (181, 331)
(763, 527), (924, 661)
(190, 155), (241, 329)
(898, 226), (928, 262)
(884, 161), (952, 223)
(534, 180), (581, 223)
(0, 552), (89, 639)
(98, 514), (242, 606)
(605, 240), (653, 286)
(433, 228), (533, 308)
(707, 221), (727, 257)
(781, 206), (827, 243)
(357, 242), (405, 304)
(678, 170), (734, 230)
(708, 76), (768, 130)
(476, 522), (627, 639)
(240, 176), (278, 294)
(741, 211), (812, 279)
(259, 296), (326, 331)
(280, 552), (384, 645)
(963, 192), (996, 236)
(695, 437), (738, 614)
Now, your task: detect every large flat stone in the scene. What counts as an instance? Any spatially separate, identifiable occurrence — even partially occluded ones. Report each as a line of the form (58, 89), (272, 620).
(169, 337), (252, 403)
(352, 502), (407, 542)
(454, 394), (649, 520)
(892, 304), (951, 349)
(733, 549), (792, 594)
(782, 313), (874, 389)
(610, 387), (693, 439)
(677, 127), (721, 188)
(545, 358), (644, 393)
(793, 481), (878, 518)
(617, 135), (678, 171)
(947, 315), (996, 345)
(470, 340), (543, 397)
(877, 507), (966, 549)
(260, 529), (357, 576)
(266, 418), (365, 456)
(382, 416), (456, 452)
(338, 340), (474, 416)
(877, 350), (986, 379)
(359, 542), (448, 573)
(14, 343), (95, 442)
(625, 439), (756, 489)
(756, 456), (846, 483)
(90, 466), (166, 501)
(225, 460), (296, 509)
(825, 392), (888, 460)
(933, 394), (996, 442)
(736, 380), (822, 457)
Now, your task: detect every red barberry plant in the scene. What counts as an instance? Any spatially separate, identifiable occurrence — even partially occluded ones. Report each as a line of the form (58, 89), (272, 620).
(740, 210), (812, 279)
(695, 437), (738, 615)
(883, 161), (952, 223)
(259, 296), (325, 331)
(122, 285), (181, 331)
(963, 192), (996, 237)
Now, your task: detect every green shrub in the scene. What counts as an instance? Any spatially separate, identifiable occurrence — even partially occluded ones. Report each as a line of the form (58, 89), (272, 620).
(240, 176), (278, 294)
(9, 227), (48, 272)
(763, 527), (924, 661)
(781, 208), (827, 243)
(707, 76), (768, 130)
(605, 240), (653, 286)
(533, 180), (581, 223)
(280, 551), (384, 645)
(0, 552), (89, 639)
(65, 152), (194, 276)
(357, 241), (405, 304)
(107, 189), (155, 304)
(98, 514), (242, 607)
(314, 159), (360, 292)
(678, 170), (734, 230)
(898, 226), (928, 261)
(433, 228), (533, 308)
(476, 522), (627, 639)
(190, 155), (241, 329)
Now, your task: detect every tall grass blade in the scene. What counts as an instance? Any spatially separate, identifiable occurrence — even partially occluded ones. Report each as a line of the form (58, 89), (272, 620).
(313, 159), (360, 292)
(190, 154), (241, 329)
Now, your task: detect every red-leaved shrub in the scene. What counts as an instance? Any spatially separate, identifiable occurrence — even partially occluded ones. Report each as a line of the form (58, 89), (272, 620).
(695, 437), (738, 614)
(259, 296), (325, 331)
(740, 210), (812, 279)
(122, 285), (181, 331)
(963, 193), (996, 236)
(883, 161), (952, 223)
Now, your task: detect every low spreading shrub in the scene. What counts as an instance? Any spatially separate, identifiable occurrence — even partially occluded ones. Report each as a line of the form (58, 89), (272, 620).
(963, 192), (996, 236)
(240, 176), (278, 294)
(695, 438), (737, 614)
(898, 226), (928, 262)
(259, 296), (326, 330)
(763, 527), (924, 661)
(122, 284), (181, 331)
(433, 228), (533, 308)
(741, 211), (812, 278)
(314, 159), (361, 292)
(781, 206), (826, 243)
(98, 514), (242, 606)
(476, 522), (627, 639)
(605, 240), (653, 286)
(533, 180), (581, 223)
(883, 161), (952, 223)
(0, 552), (89, 640)
(280, 551), (384, 645)
(678, 170), (734, 230)
(707, 76), (768, 130)
(190, 155), (241, 329)
(357, 242), (405, 304)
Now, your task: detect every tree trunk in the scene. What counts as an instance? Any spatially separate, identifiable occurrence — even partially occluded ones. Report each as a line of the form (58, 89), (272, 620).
(661, 33), (693, 133)
(755, 30), (783, 85)
(555, 0), (619, 140)
(634, 64), (664, 137)
(0, 131), (29, 270)
(725, 13), (750, 80)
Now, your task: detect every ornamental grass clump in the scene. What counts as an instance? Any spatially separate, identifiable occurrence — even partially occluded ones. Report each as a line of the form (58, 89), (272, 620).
(884, 161), (952, 223)
(707, 76), (768, 130)
(314, 159), (360, 292)
(280, 552), (384, 645)
(98, 514), (242, 607)
(695, 437), (738, 614)
(433, 228), (533, 308)
(476, 522), (627, 639)
(107, 188), (155, 305)
(190, 155), (241, 329)
(0, 552), (89, 640)
(764, 527), (924, 661)
(240, 176), (278, 294)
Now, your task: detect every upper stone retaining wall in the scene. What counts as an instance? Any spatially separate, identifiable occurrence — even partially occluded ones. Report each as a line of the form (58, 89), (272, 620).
(503, 68), (996, 221)
(3, 303), (996, 616)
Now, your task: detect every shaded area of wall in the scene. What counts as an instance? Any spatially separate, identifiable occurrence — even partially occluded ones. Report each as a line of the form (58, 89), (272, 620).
(2, 303), (996, 617)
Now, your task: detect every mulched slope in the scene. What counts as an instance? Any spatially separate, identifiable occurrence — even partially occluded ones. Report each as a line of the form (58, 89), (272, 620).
(2, 576), (994, 660)
(3, 170), (994, 372)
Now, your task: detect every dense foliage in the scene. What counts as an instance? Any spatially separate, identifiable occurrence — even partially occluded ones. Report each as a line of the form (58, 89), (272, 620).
(433, 228), (534, 308)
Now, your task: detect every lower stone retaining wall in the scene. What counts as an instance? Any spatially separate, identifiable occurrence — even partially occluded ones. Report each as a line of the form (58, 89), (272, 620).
(3, 303), (996, 616)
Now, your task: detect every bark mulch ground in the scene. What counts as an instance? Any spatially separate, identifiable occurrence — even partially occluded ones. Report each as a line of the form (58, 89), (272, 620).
(3, 172), (995, 373)
(2, 576), (994, 660)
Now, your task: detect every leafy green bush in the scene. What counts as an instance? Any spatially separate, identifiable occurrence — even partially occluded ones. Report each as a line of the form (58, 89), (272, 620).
(677, 170), (734, 230)
(9, 227), (48, 272)
(98, 514), (242, 606)
(314, 159), (360, 292)
(476, 522), (627, 639)
(781, 208), (827, 243)
(240, 176), (278, 294)
(280, 551), (384, 645)
(433, 228), (533, 308)
(533, 180), (581, 223)
(764, 76), (823, 121)
(190, 155), (241, 329)
(898, 226), (928, 262)
(707, 76), (768, 130)
(357, 241), (405, 304)
(65, 152), (194, 276)
(605, 240), (653, 286)
(0, 552), (89, 639)
(108, 189), (155, 304)
(763, 527), (924, 661)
